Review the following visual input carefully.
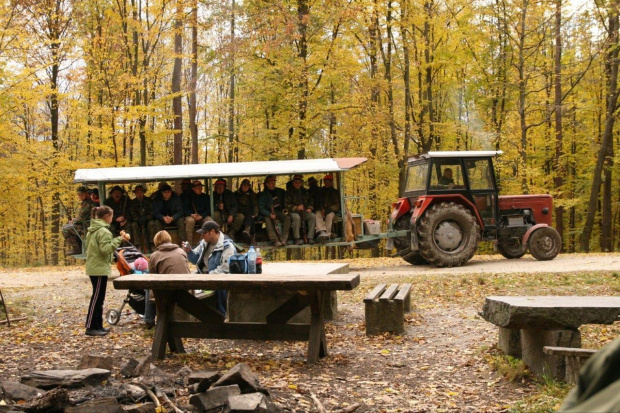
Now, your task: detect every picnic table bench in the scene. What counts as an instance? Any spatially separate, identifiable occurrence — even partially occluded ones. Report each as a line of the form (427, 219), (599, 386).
(481, 296), (620, 380)
(113, 272), (360, 364)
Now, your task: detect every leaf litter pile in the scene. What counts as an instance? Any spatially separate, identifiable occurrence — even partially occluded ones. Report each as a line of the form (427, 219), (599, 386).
(1, 256), (620, 412)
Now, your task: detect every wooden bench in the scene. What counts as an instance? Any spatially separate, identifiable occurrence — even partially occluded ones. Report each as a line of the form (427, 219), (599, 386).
(543, 346), (597, 384)
(113, 272), (360, 364)
(364, 283), (412, 335)
(481, 296), (620, 380)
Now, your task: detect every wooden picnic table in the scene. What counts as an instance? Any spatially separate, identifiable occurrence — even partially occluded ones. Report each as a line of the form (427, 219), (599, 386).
(113, 272), (360, 364)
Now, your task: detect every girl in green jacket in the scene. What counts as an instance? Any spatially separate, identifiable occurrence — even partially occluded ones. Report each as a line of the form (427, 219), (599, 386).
(85, 206), (130, 336)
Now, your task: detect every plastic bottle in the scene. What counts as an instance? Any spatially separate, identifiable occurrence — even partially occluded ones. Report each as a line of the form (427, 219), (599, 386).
(255, 248), (262, 274)
(247, 245), (257, 274)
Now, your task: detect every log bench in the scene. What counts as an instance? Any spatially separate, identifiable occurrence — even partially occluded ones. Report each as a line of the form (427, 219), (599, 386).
(113, 272), (360, 364)
(543, 346), (597, 384)
(364, 283), (412, 335)
(481, 296), (620, 380)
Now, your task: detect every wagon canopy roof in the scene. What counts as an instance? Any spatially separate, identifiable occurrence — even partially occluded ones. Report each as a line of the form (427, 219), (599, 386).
(74, 157), (368, 184)
(408, 150), (503, 162)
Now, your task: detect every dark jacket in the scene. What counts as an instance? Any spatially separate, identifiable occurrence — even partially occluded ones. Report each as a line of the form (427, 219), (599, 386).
(258, 187), (287, 217)
(235, 189), (258, 217)
(307, 185), (322, 211)
(321, 187), (341, 214)
(75, 198), (95, 227)
(148, 242), (191, 274)
(213, 189), (238, 216)
(183, 192), (211, 218)
(285, 187), (314, 212)
(129, 196), (154, 223)
(153, 194), (184, 222)
(104, 195), (130, 222)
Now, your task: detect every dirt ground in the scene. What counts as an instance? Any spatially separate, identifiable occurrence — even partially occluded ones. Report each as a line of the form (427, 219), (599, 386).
(1, 253), (620, 412)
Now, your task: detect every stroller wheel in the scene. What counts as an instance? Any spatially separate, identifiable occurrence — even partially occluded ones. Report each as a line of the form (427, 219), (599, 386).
(106, 309), (121, 325)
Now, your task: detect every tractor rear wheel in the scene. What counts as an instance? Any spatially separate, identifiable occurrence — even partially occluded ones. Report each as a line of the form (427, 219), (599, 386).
(393, 213), (429, 265)
(528, 227), (561, 261)
(497, 238), (526, 259)
(418, 202), (479, 267)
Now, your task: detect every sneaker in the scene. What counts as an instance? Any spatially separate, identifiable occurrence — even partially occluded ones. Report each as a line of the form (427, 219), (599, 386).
(317, 231), (329, 242)
(329, 233), (337, 239)
(295, 238), (303, 245)
(85, 328), (108, 337)
(101, 327), (110, 333)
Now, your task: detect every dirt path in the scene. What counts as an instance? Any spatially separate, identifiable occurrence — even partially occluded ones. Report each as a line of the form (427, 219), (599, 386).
(1, 253), (619, 411)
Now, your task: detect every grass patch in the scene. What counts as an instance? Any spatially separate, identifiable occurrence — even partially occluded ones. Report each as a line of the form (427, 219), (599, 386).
(489, 353), (531, 382)
(508, 377), (571, 412)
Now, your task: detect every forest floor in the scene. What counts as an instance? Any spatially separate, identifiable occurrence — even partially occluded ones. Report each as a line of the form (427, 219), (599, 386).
(1, 253), (620, 412)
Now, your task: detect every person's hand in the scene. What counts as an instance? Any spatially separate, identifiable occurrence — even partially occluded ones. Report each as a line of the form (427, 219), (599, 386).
(270, 213), (276, 220)
(306, 208), (312, 213)
(116, 216), (124, 222)
(164, 216), (172, 224)
(120, 231), (131, 241)
(227, 215), (233, 224)
(182, 241), (191, 252)
(447, 183), (455, 189)
(218, 203), (224, 210)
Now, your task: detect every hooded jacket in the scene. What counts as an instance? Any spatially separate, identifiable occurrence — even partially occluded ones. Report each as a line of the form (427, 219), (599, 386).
(187, 232), (236, 274)
(85, 218), (123, 276)
(148, 242), (191, 274)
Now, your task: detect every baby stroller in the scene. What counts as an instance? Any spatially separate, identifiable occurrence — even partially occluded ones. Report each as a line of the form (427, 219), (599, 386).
(105, 246), (154, 327)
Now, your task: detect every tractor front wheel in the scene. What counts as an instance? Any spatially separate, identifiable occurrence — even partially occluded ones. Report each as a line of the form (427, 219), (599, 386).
(497, 238), (526, 259)
(528, 227), (561, 261)
(418, 202), (479, 267)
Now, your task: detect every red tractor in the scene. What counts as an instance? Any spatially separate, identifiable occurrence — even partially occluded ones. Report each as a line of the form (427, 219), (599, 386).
(388, 151), (561, 267)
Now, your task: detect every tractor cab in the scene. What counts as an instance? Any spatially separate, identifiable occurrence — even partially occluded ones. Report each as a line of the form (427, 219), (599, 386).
(401, 151), (501, 236)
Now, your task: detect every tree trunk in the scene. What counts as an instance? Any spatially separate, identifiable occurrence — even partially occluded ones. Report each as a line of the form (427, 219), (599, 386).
(296, 0), (309, 160)
(581, 6), (619, 251)
(399, 0), (411, 194)
(553, 0), (564, 247)
(189, 0), (199, 164)
(172, 1), (183, 166)
(227, 0), (236, 163)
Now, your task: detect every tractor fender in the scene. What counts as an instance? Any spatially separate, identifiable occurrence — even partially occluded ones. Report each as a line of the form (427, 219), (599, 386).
(523, 223), (549, 245)
(391, 197), (412, 221)
(411, 195), (485, 229)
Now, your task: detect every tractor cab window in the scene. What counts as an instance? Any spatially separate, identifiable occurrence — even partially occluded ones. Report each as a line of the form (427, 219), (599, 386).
(466, 159), (494, 190)
(430, 161), (464, 190)
(405, 163), (428, 192)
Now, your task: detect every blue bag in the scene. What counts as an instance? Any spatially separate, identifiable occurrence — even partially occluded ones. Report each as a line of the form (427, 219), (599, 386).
(228, 253), (248, 274)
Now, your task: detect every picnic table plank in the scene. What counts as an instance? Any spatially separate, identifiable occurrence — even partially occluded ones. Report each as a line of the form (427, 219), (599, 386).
(113, 273), (360, 291)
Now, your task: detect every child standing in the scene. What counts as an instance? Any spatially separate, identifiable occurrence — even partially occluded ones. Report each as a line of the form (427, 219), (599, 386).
(84, 205), (130, 336)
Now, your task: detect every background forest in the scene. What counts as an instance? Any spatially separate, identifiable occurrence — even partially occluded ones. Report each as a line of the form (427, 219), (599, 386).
(0, 0), (618, 267)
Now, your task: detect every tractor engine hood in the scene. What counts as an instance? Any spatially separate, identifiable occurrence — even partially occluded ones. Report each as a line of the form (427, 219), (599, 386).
(498, 195), (553, 226)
